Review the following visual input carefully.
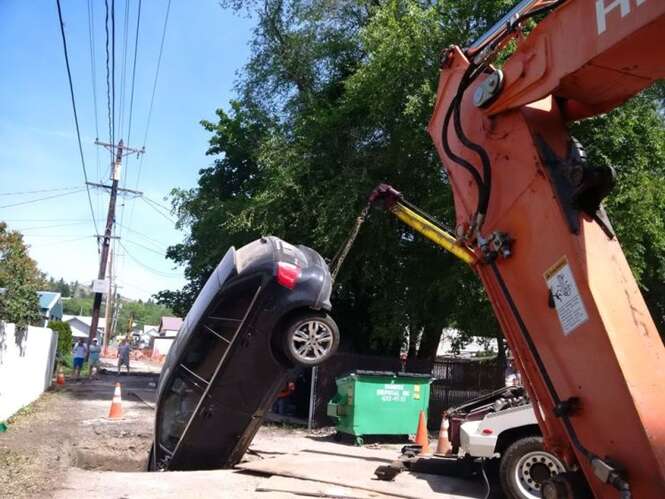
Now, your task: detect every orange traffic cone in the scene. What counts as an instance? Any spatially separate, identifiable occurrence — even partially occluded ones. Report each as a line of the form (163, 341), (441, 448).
(435, 415), (452, 455)
(56, 368), (65, 385)
(108, 383), (123, 420)
(414, 410), (431, 454)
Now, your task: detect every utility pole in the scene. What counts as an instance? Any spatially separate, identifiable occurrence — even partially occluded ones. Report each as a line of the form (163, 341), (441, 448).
(87, 139), (144, 352)
(102, 247), (113, 355)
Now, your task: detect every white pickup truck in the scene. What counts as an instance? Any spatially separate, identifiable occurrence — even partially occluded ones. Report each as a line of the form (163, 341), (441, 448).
(445, 387), (566, 499)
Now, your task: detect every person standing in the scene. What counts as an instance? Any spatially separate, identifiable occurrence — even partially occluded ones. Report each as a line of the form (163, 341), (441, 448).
(72, 339), (87, 380)
(117, 339), (131, 375)
(88, 338), (102, 377)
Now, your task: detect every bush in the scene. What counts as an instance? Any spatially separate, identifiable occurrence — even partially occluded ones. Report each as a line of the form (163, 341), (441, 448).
(48, 320), (73, 357)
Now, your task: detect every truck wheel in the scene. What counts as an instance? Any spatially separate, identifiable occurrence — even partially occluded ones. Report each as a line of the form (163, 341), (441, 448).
(282, 313), (339, 367)
(499, 436), (566, 499)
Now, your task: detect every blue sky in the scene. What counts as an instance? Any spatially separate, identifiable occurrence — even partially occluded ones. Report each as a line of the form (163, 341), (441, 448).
(0, 1), (255, 300)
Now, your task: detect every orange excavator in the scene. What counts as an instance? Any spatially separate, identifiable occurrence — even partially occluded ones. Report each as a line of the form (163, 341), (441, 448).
(369, 1), (664, 497)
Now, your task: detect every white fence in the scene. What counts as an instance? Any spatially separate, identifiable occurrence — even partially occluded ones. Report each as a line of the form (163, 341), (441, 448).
(0, 322), (58, 421)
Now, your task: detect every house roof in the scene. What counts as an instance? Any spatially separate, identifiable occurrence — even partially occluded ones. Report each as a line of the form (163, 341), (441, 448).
(63, 315), (105, 330)
(143, 324), (158, 334)
(38, 291), (61, 311)
(159, 316), (183, 332)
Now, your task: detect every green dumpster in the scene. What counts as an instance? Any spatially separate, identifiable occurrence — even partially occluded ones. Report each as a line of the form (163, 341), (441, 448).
(327, 370), (432, 445)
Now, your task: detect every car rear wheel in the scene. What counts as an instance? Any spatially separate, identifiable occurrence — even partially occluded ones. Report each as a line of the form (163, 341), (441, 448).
(282, 313), (339, 366)
(500, 436), (566, 499)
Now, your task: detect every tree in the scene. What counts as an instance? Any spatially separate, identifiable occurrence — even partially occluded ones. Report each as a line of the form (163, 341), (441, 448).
(157, 0), (664, 357)
(0, 223), (43, 327)
(48, 320), (73, 356)
(63, 297), (93, 316)
(115, 300), (173, 335)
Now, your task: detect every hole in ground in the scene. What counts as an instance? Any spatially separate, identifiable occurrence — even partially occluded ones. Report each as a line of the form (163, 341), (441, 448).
(73, 448), (148, 472)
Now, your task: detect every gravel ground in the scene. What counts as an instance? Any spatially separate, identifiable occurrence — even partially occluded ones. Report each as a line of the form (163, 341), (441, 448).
(0, 368), (484, 499)
(0, 372), (156, 498)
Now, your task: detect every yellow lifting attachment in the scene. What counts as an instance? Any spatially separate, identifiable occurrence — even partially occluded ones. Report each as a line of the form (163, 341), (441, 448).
(368, 183), (477, 266)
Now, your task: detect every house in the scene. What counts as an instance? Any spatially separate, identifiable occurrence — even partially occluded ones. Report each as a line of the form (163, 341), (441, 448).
(135, 324), (158, 348)
(62, 315), (105, 339)
(151, 316), (183, 359)
(37, 291), (63, 326)
(437, 328), (498, 359)
(158, 316), (183, 336)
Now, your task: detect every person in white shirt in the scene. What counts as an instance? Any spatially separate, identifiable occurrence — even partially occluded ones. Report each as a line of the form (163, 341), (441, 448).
(72, 339), (87, 380)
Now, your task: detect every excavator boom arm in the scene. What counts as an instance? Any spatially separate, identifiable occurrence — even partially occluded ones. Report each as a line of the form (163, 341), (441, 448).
(424, 1), (665, 497)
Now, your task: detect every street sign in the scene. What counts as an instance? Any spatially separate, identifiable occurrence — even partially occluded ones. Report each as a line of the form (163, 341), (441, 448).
(91, 279), (109, 294)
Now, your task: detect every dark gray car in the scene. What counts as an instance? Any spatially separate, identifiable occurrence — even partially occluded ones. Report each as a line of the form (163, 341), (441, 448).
(149, 236), (339, 471)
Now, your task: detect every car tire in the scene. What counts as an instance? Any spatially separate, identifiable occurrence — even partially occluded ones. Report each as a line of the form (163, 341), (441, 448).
(499, 436), (566, 499)
(282, 313), (339, 367)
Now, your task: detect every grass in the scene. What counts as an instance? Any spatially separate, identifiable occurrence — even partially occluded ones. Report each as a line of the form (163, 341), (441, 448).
(6, 400), (36, 424)
(57, 352), (90, 376)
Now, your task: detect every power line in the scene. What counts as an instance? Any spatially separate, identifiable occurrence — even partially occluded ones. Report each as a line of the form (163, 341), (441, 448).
(141, 196), (176, 224)
(143, 195), (173, 213)
(1, 218), (101, 223)
(29, 236), (94, 249)
(126, 0), (141, 152)
(104, 0), (113, 169)
(0, 186), (80, 196)
(86, 0), (99, 144)
(0, 186), (86, 210)
(111, 0), (116, 149)
(55, 0), (100, 237)
(123, 238), (166, 256)
(12, 221), (91, 232)
(118, 0), (130, 139)
(115, 222), (169, 248)
(116, 0), (143, 292)
(134, 0), (172, 190)
(119, 241), (182, 278)
(19, 234), (97, 238)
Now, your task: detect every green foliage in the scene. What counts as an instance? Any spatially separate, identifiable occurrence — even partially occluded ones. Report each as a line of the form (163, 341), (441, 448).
(43, 277), (88, 298)
(115, 299), (172, 334)
(0, 223), (42, 327)
(157, 0), (665, 354)
(48, 320), (73, 356)
(63, 297), (93, 315)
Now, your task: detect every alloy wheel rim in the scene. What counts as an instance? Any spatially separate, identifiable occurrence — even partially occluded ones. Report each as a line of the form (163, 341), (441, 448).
(291, 320), (334, 361)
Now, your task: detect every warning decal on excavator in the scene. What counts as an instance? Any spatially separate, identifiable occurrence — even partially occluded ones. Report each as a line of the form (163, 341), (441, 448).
(544, 256), (588, 335)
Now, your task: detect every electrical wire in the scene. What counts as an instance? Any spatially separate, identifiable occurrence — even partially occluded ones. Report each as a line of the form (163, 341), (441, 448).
(134, 0), (172, 191)
(480, 458), (490, 499)
(1, 218), (99, 223)
(0, 186), (87, 210)
(143, 195), (173, 214)
(13, 221), (91, 232)
(86, 0), (100, 145)
(141, 196), (176, 224)
(117, 0), (130, 140)
(55, 0), (100, 237)
(0, 186), (81, 196)
(115, 222), (169, 248)
(115, 0), (143, 293)
(111, 0), (116, 149)
(104, 0), (113, 169)
(123, 238), (166, 256)
(118, 241), (181, 278)
(28, 236), (94, 249)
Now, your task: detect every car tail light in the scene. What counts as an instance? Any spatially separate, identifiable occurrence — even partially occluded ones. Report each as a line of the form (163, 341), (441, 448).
(481, 428), (493, 435)
(276, 262), (301, 289)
